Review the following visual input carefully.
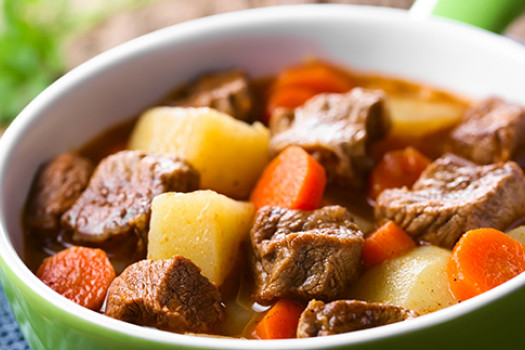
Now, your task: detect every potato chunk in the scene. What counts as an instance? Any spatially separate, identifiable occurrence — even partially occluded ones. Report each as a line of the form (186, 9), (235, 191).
(388, 97), (466, 138)
(507, 225), (525, 245)
(147, 190), (254, 286)
(349, 245), (457, 314)
(128, 106), (270, 199)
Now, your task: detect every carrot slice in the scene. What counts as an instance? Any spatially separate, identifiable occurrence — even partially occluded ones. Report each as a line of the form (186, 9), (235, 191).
(37, 246), (116, 311)
(265, 62), (354, 122)
(368, 146), (431, 200)
(447, 228), (525, 302)
(273, 62), (353, 93)
(361, 220), (416, 269)
(253, 299), (305, 339)
(266, 87), (318, 119)
(250, 146), (326, 210)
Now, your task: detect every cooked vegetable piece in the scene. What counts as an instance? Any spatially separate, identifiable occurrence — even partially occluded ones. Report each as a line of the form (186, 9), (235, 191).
(507, 225), (525, 245)
(253, 299), (304, 339)
(36, 246), (115, 311)
(387, 96), (467, 138)
(147, 190), (254, 286)
(250, 146), (326, 210)
(266, 62), (353, 121)
(128, 106), (270, 199)
(350, 245), (457, 314)
(267, 87), (317, 118)
(447, 228), (525, 302)
(361, 220), (416, 269)
(368, 146), (431, 200)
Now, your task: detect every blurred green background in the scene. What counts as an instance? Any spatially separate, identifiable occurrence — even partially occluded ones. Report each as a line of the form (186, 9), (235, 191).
(0, 0), (149, 125)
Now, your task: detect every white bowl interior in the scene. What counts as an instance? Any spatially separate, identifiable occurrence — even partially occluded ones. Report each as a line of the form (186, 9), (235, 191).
(2, 4), (525, 349)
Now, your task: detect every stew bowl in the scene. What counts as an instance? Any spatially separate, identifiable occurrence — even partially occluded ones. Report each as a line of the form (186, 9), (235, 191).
(1, 3), (525, 349)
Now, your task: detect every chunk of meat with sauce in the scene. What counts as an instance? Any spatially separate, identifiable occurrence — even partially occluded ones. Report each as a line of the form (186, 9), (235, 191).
(61, 150), (199, 244)
(375, 154), (525, 249)
(270, 88), (390, 187)
(173, 69), (252, 121)
(297, 299), (418, 337)
(249, 206), (364, 304)
(105, 256), (224, 334)
(449, 97), (525, 164)
(24, 152), (93, 234)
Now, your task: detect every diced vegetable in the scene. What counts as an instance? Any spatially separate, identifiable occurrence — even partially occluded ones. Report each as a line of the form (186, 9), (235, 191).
(250, 146), (326, 210)
(361, 221), (416, 269)
(387, 96), (467, 138)
(147, 190), (254, 286)
(368, 146), (431, 200)
(507, 225), (525, 245)
(252, 299), (305, 339)
(350, 245), (457, 314)
(266, 61), (353, 121)
(128, 106), (270, 199)
(447, 228), (525, 302)
(36, 246), (116, 311)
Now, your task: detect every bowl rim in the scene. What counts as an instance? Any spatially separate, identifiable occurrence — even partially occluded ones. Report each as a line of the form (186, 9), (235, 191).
(2, 3), (525, 349)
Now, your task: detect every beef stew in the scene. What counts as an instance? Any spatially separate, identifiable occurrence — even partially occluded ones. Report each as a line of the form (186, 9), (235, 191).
(22, 60), (525, 339)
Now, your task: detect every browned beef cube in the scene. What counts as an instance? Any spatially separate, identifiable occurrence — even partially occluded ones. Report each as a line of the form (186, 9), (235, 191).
(61, 150), (199, 244)
(250, 206), (364, 303)
(449, 97), (525, 164)
(375, 154), (525, 249)
(297, 299), (418, 337)
(173, 69), (252, 120)
(105, 256), (224, 334)
(25, 153), (93, 233)
(270, 88), (390, 187)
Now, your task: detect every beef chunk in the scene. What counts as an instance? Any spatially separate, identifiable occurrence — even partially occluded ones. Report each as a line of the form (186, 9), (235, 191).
(61, 150), (199, 244)
(250, 206), (364, 303)
(449, 97), (525, 164)
(25, 152), (93, 233)
(105, 256), (224, 334)
(297, 299), (418, 337)
(375, 154), (525, 249)
(270, 88), (390, 187)
(173, 69), (252, 120)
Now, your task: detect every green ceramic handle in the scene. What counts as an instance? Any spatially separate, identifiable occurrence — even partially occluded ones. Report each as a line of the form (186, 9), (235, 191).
(410, 0), (525, 33)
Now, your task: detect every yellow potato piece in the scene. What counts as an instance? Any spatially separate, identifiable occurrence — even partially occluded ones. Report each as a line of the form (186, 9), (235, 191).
(507, 225), (525, 246)
(128, 106), (270, 199)
(350, 245), (457, 314)
(388, 97), (467, 138)
(147, 190), (254, 286)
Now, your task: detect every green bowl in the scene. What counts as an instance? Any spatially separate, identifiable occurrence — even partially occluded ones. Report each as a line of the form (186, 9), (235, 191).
(2, 3), (525, 349)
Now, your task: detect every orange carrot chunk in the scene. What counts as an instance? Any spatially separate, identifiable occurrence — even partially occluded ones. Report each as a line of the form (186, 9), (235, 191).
(37, 246), (116, 311)
(266, 87), (318, 119)
(250, 146), (326, 210)
(265, 62), (354, 122)
(361, 220), (416, 269)
(253, 299), (305, 339)
(447, 228), (525, 302)
(368, 146), (431, 200)
(273, 62), (353, 94)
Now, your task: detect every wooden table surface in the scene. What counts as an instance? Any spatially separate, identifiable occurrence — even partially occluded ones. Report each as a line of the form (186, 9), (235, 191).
(64, 0), (525, 69)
